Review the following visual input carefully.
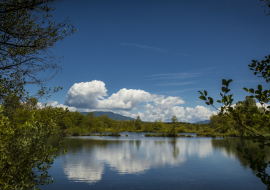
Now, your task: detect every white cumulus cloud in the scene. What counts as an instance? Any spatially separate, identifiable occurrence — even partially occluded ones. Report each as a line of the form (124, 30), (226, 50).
(44, 80), (218, 122)
(98, 88), (157, 110)
(64, 80), (169, 112)
(121, 105), (215, 123)
(65, 80), (107, 109)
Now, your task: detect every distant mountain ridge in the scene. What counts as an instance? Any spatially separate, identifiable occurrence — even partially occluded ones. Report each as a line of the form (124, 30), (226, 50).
(195, 120), (211, 124)
(80, 111), (210, 124)
(80, 111), (134, 121)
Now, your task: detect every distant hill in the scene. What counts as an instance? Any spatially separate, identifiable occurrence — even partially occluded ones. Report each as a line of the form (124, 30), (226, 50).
(80, 111), (134, 121)
(195, 120), (211, 124)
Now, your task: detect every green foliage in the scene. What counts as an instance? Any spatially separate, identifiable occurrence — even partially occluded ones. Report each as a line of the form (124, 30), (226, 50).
(46, 109), (252, 138)
(178, 134), (186, 137)
(0, 105), (64, 189)
(178, 126), (186, 133)
(0, 0), (77, 86)
(171, 115), (178, 123)
(198, 55), (270, 189)
(145, 133), (155, 137)
(135, 115), (142, 130)
(0, 0), (76, 188)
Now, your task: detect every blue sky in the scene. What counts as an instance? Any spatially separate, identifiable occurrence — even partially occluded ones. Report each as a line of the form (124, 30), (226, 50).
(30, 0), (270, 122)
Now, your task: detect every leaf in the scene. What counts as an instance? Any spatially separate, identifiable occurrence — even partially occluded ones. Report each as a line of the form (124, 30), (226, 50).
(204, 90), (207, 96)
(222, 79), (226, 85)
(209, 97), (214, 105)
(227, 79), (233, 86)
(243, 87), (248, 92)
(199, 96), (206, 101)
(258, 85), (263, 91)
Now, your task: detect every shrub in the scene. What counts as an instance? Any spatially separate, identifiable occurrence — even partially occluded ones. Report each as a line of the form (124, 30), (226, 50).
(178, 134), (186, 137)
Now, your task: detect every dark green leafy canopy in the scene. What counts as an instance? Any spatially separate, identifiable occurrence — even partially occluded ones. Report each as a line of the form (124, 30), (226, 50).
(0, 0), (75, 189)
(0, 0), (76, 86)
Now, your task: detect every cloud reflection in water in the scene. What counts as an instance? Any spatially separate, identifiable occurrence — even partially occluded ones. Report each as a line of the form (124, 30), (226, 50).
(62, 138), (214, 184)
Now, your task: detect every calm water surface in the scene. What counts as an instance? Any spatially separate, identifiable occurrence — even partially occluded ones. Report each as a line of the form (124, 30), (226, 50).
(42, 132), (270, 190)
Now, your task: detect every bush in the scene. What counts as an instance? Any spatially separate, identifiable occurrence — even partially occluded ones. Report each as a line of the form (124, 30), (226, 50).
(0, 106), (62, 189)
(178, 134), (186, 137)
(167, 132), (178, 137)
(196, 132), (205, 137)
(109, 132), (120, 136)
(145, 133), (157, 137)
(178, 127), (186, 133)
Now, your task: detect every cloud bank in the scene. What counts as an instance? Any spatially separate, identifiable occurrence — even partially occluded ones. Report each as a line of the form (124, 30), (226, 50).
(43, 80), (270, 123)
(48, 80), (216, 123)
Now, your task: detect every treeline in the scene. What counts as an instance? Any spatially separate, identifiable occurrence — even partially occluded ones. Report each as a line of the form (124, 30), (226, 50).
(1, 98), (210, 137)
(4, 96), (266, 138)
(208, 96), (270, 137)
(4, 96), (269, 138)
(52, 96), (269, 137)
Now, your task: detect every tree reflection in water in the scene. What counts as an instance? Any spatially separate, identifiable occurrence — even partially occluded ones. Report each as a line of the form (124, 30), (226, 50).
(211, 137), (270, 169)
(44, 135), (269, 189)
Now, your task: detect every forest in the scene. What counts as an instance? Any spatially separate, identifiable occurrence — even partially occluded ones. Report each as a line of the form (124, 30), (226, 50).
(4, 95), (269, 138)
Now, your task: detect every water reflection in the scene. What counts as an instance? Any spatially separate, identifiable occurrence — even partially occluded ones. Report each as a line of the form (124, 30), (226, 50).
(56, 136), (220, 184)
(44, 135), (270, 189)
(211, 137), (270, 169)
(62, 148), (104, 184)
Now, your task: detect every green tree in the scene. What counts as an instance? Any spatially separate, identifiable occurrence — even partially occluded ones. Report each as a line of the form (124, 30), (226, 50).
(0, 0), (76, 86)
(171, 115), (178, 123)
(198, 2), (270, 184)
(0, 0), (75, 189)
(209, 114), (235, 134)
(0, 0), (77, 109)
(135, 115), (142, 130)
(235, 96), (256, 112)
(0, 105), (64, 189)
(168, 115), (178, 136)
(198, 56), (270, 188)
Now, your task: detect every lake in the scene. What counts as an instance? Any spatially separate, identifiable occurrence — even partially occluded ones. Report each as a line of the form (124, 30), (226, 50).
(42, 132), (270, 190)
